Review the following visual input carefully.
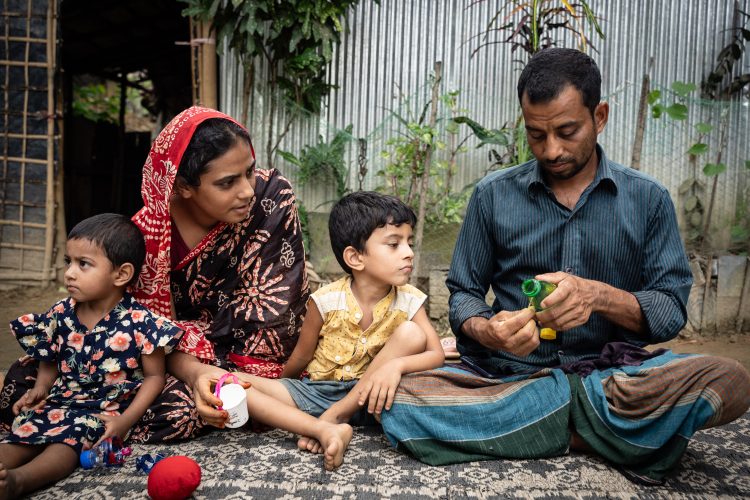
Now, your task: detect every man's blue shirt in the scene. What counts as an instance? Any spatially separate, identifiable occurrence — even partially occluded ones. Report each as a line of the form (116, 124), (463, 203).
(447, 145), (693, 375)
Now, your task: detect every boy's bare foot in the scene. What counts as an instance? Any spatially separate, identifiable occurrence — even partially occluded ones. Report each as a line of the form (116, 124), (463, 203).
(297, 408), (341, 453)
(0, 462), (18, 500)
(319, 423), (353, 471)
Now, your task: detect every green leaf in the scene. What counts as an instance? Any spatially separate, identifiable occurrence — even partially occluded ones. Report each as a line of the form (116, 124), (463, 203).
(686, 143), (709, 155)
(694, 122), (713, 134)
(670, 81), (697, 97)
(276, 150), (301, 166)
(703, 163), (726, 176)
(647, 90), (661, 105)
(452, 117), (509, 146)
(678, 178), (695, 194)
(651, 104), (663, 119)
(684, 195), (699, 212)
(745, 160), (750, 170)
(666, 103), (689, 120)
(689, 211), (703, 227)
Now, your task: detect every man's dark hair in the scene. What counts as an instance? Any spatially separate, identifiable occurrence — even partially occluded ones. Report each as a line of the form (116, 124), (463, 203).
(517, 48), (601, 115)
(178, 118), (253, 187)
(329, 191), (416, 274)
(67, 213), (146, 286)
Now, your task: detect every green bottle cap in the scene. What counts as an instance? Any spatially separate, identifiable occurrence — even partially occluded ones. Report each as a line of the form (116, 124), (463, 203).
(521, 279), (541, 297)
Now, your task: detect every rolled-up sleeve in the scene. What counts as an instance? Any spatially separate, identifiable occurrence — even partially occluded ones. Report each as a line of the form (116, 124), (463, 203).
(447, 184), (495, 335)
(631, 189), (692, 343)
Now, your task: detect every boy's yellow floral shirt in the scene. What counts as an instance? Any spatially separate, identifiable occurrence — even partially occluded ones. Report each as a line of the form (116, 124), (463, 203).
(306, 276), (426, 381)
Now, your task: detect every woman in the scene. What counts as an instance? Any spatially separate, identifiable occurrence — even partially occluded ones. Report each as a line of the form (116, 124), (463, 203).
(1, 107), (309, 441)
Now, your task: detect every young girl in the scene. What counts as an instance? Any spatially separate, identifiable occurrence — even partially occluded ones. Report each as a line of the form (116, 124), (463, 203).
(0, 213), (181, 498)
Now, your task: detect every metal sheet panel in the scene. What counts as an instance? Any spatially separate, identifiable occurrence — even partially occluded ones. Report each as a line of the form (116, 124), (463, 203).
(220, 0), (749, 246)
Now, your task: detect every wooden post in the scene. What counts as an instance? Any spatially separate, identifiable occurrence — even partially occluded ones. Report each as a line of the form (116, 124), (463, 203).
(42, 0), (57, 287)
(411, 61), (442, 285)
(198, 21), (217, 109)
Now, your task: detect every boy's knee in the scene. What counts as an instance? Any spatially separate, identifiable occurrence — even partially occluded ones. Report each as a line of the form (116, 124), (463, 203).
(390, 321), (427, 349)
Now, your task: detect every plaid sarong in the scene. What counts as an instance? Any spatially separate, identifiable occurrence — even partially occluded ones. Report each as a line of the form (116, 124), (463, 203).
(381, 351), (750, 483)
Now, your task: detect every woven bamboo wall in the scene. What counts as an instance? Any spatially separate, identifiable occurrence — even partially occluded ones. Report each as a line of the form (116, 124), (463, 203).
(0, 0), (58, 287)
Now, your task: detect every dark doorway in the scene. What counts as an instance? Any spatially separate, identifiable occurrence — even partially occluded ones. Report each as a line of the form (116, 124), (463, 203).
(60, 0), (192, 229)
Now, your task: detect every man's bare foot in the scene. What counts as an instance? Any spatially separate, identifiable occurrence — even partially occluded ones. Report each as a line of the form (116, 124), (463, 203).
(297, 408), (342, 453)
(569, 431), (593, 453)
(320, 423), (353, 471)
(0, 462), (18, 500)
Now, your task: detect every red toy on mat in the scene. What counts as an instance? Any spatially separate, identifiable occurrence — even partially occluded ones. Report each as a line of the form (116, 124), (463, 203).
(147, 456), (201, 500)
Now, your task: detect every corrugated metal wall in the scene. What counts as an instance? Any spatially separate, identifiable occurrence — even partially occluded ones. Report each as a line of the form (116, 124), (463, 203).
(220, 0), (749, 238)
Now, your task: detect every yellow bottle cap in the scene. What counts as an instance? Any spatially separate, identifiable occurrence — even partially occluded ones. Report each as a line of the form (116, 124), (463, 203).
(540, 328), (557, 340)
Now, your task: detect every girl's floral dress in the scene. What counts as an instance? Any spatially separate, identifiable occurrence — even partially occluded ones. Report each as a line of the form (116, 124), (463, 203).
(3, 293), (181, 453)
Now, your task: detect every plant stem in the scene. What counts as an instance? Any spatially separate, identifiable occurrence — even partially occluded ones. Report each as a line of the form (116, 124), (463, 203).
(531, 0), (540, 53)
(699, 111), (730, 257)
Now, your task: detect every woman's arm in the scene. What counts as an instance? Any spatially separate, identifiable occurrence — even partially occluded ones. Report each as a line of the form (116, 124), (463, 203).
(280, 299), (322, 379)
(166, 350), (233, 428)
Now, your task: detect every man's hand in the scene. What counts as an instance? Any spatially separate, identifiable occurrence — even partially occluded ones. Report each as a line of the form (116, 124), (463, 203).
(534, 272), (601, 331)
(468, 307), (539, 356)
(12, 387), (48, 415)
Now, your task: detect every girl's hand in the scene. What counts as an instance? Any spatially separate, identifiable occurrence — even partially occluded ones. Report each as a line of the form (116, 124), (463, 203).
(12, 387), (48, 415)
(92, 414), (131, 448)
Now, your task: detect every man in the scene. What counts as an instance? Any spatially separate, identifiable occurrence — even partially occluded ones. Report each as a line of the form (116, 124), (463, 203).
(380, 48), (750, 485)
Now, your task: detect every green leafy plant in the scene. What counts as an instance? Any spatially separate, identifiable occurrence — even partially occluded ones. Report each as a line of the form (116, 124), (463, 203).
(649, 82), (749, 255)
(72, 83), (120, 124)
(701, 8), (750, 99)
(278, 125), (354, 202)
(180, 0), (367, 168)
(453, 115), (532, 171)
(472, 0), (605, 59)
(378, 87), (472, 228)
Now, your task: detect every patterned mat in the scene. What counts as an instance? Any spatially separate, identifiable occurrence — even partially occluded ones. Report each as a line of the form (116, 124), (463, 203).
(27, 413), (750, 499)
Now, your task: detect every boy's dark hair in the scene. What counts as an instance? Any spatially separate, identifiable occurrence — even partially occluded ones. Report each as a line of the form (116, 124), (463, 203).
(178, 118), (253, 187)
(67, 213), (146, 286)
(329, 191), (416, 274)
(517, 48), (601, 116)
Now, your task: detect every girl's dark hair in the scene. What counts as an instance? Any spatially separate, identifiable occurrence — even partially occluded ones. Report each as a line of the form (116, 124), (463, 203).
(517, 47), (601, 116)
(178, 118), (252, 187)
(67, 213), (145, 286)
(328, 191), (416, 274)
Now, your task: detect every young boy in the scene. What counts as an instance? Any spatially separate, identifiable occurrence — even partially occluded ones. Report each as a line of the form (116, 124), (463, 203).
(0, 213), (182, 498)
(241, 191), (444, 460)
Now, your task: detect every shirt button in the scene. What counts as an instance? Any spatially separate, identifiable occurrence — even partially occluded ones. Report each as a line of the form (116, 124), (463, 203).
(354, 312), (362, 319)
(361, 337), (367, 344)
(345, 365), (351, 372)
(335, 355), (341, 362)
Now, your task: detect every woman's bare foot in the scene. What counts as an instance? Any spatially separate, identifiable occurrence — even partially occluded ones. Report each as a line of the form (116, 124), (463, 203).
(319, 423), (353, 471)
(0, 462), (18, 500)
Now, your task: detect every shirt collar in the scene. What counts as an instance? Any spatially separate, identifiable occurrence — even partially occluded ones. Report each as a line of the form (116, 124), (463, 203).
(344, 277), (396, 326)
(526, 144), (618, 196)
